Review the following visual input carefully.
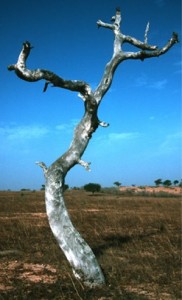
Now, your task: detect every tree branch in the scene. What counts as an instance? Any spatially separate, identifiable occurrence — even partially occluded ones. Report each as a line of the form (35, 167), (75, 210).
(94, 9), (179, 103)
(8, 41), (90, 96)
(78, 159), (91, 171)
(35, 161), (48, 176)
(97, 20), (114, 30)
(123, 32), (179, 61)
(122, 34), (158, 50)
(144, 22), (150, 44)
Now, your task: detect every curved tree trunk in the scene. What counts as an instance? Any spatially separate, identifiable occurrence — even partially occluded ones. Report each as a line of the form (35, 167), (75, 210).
(8, 8), (178, 287)
(37, 107), (106, 286)
(45, 173), (105, 286)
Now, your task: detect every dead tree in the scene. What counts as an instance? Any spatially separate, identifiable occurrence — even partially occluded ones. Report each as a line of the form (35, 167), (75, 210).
(8, 8), (178, 287)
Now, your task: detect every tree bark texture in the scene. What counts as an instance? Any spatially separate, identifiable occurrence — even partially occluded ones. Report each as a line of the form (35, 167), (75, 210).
(8, 8), (178, 287)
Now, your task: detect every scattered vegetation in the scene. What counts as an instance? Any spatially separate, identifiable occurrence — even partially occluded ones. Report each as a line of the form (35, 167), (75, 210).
(154, 179), (163, 186)
(0, 190), (181, 299)
(154, 178), (181, 187)
(83, 183), (101, 194)
(113, 181), (122, 187)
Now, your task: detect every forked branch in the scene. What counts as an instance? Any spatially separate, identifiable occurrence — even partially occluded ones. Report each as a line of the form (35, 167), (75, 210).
(95, 9), (179, 102)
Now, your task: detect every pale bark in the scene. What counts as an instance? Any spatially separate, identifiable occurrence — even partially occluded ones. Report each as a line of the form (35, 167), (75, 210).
(8, 8), (178, 287)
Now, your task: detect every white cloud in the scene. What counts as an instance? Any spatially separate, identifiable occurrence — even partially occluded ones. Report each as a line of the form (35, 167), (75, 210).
(149, 79), (167, 90)
(135, 74), (147, 87)
(108, 132), (140, 141)
(134, 75), (167, 90)
(158, 132), (182, 155)
(174, 60), (182, 67)
(55, 124), (68, 131)
(0, 119), (79, 145)
(148, 131), (182, 158)
(55, 119), (79, 132)
(0, 124), (49, 141)
(95, 131), (140, 146)
(173, 60), (182, 74)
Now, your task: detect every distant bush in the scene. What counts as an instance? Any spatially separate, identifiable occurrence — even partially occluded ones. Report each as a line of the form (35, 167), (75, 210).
(63, 184), (69, 191)
(84, 183), (101, 194)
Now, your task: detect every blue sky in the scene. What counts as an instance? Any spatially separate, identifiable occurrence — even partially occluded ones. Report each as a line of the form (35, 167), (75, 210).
(0, 0), (181, 190)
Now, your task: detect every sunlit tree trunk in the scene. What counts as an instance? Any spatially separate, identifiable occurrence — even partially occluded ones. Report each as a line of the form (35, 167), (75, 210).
(8, 8), (178, 287)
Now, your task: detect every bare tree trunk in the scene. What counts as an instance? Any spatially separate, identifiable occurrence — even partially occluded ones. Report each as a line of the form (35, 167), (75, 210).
(36, 106), (106, 286)
(8, 8), (178, 287)
(43, 168), (105, 286)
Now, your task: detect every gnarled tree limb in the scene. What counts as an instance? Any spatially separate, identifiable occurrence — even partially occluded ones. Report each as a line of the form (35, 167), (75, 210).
(8, 41), (90, 96)
(8, 8), (178, 287)
(95, 8), (178, 102)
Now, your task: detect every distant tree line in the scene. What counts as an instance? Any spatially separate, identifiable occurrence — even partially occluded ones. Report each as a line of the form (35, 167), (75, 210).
(154, 179), (181, 187)
(20, 179), (181, 193)
(57, 179), (182, 192)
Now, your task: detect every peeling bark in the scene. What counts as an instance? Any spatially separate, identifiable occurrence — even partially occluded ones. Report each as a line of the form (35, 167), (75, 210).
(8, 8), (178, 287)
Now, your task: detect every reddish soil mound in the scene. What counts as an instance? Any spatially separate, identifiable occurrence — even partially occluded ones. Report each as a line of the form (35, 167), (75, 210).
(119, 186), (181, 195)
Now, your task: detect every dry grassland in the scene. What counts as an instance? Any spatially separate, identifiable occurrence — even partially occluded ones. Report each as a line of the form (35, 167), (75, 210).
(0, 190), (181, 299)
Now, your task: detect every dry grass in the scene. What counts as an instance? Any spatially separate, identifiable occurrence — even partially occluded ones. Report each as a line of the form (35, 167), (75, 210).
(0, 190), (181, 299)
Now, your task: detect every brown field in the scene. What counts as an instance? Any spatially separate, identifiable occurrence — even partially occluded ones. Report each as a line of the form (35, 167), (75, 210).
(0, 190), (181, 299)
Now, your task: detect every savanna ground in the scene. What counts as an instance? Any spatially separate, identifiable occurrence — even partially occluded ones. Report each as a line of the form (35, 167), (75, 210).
(0, 190), (181, 299)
